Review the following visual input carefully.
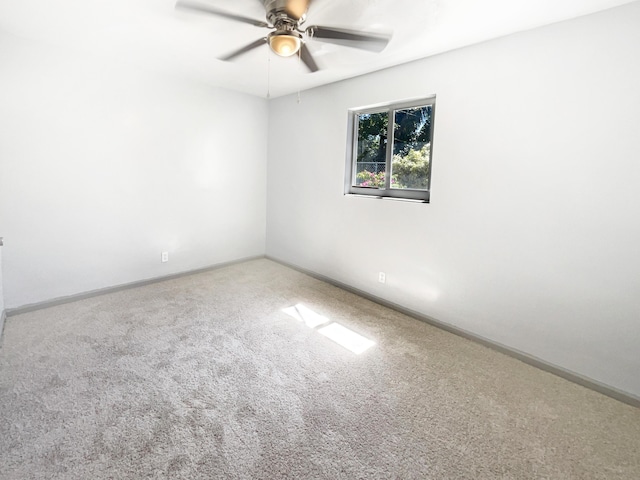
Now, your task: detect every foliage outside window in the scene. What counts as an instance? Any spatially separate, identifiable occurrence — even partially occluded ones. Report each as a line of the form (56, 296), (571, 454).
(345, 97), (435, 202)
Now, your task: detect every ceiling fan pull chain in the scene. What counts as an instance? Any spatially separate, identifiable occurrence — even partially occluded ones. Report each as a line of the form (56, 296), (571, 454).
(297, 48), (302, 104)
(267, 48), (271, 99)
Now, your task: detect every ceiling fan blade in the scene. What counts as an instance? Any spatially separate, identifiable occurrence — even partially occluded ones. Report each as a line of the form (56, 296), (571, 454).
(285, 0), (312, 20)
(176, 1), (269, 28)
(299, 43), (319, 72)
(220, 38), (267, 61)
(305, 25), (391, 52)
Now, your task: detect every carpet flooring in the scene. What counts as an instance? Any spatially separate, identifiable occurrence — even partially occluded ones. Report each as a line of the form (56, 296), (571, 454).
(1, 259), (639, 479)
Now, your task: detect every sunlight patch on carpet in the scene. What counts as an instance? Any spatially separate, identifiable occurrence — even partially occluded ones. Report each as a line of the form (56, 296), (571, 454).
(282, 303), (330, 328)
(282, 304), (375, 354)
(317, 323), (376, 354)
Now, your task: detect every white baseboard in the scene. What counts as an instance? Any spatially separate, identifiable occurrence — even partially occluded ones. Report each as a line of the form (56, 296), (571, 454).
(0, 309), (6, 346)
(5, 255), (264, 317)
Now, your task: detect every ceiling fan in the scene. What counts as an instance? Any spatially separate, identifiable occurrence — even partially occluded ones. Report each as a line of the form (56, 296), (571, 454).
(175, 0), (391, 72)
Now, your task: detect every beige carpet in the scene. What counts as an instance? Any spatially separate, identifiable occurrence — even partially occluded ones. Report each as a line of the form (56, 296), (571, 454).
(1, 258), (639, 479)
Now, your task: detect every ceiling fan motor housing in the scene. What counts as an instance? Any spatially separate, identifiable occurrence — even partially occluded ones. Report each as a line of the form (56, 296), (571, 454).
(265, 0), (307, 24)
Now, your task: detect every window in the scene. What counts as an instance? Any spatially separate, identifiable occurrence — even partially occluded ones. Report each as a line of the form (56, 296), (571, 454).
(345, 97), (435, 202)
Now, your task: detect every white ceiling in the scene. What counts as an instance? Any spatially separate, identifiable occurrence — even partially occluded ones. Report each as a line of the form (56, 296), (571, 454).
(0, 0), (635, 98)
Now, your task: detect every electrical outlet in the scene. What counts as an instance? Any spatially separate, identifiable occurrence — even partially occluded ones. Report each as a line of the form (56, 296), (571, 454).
(378, 272), (386, 284)
(161, 251), (169, 263)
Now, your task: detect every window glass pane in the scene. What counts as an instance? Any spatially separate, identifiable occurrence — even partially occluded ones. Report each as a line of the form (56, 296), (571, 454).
(354, 112), (388, 188)
(390, 105), (432, 190)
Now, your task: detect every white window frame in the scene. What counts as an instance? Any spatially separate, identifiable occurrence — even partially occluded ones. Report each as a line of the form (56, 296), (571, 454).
(344, 96), (436, 202)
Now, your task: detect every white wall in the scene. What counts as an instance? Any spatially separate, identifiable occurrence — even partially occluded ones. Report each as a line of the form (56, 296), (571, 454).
(267, 2), (640, 397)
(0, 32), (268, 309)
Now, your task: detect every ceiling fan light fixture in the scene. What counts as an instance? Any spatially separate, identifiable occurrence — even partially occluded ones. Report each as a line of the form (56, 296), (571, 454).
(268, 31), (302, 57)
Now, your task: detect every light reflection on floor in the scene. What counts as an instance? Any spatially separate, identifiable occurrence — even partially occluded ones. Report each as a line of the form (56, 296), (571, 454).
(282, 303), (376, 354)
(282, 304), (330, 328)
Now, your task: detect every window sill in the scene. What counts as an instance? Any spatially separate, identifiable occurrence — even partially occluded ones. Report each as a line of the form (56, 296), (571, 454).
(345, 193), (429, 204)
